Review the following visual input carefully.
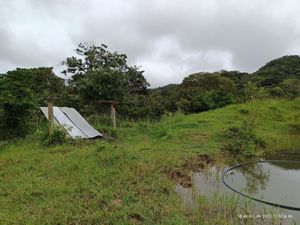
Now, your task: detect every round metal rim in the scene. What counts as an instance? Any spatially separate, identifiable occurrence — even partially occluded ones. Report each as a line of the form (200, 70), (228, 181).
(221, 160), (300, 211)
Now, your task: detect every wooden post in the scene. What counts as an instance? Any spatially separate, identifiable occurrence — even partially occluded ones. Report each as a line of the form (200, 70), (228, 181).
(48, 100), (54, 134)
(111, 103), (116, 129)
(98, 100), (118, 129)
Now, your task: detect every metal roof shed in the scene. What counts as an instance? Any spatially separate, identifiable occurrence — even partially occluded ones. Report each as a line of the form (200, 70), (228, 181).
(40, 106), (103, 139)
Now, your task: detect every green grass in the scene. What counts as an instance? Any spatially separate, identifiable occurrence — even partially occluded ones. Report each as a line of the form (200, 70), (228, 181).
(0, 98), (299, 224)
(186, 193), (289, 225)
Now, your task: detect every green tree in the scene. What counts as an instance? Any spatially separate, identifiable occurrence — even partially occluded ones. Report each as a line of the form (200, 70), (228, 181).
(0, 69), (36, 138)
(62, 43), (149, 112)
(175, 73), (236, 113)
(0, 68), (64, 139)
(197, 91), (234, 111)
(181, 73), (236, 93)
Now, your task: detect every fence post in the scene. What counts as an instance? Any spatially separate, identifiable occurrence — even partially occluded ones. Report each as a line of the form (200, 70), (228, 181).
(111, 103), (116, 129)
(48, 100), (54, 134)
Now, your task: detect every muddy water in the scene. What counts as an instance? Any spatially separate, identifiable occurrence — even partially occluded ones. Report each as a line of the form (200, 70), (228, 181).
(175, 153), (300, 224)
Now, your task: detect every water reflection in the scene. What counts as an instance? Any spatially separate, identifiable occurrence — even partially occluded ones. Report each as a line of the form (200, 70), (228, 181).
(234, 163), (270, 195)
(270, 161), (300, 170)
(175, 157), (300, 223)
(175, 165), (230, 208)
(266, 153), (300, 170)
(223, 161), (300, 209)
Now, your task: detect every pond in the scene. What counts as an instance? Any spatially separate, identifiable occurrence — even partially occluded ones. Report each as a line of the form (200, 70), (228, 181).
(175, 153), (300, 224)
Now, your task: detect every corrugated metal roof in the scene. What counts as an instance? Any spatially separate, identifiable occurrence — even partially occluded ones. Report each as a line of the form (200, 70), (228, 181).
(40, 107), (103, 139)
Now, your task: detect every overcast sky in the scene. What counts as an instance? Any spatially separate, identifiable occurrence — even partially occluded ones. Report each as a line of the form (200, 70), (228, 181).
(1, 0), (300, 87)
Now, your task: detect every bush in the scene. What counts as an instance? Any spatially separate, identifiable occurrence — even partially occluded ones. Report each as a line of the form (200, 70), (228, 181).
(37, 125), (70, 147)
(242, 81), (268, 102)
(222, 121), (265, 156)
(269, 86), (284, 98)
(280, 79), (300, 99)
(197, 91), (234, 111)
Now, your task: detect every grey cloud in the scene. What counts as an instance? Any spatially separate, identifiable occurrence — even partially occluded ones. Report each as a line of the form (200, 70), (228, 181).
(1, 0), (300, 86)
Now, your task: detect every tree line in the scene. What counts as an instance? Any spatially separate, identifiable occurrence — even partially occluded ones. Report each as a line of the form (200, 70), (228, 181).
(1, 43), (300, 139)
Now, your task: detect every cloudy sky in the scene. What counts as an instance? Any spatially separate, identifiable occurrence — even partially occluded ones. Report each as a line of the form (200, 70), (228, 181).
(1, 0), (300, 87)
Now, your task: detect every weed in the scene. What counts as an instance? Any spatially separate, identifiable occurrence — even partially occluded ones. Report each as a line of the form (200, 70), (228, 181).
(36, 125), (70, 147)
(223, 121), (265, 156)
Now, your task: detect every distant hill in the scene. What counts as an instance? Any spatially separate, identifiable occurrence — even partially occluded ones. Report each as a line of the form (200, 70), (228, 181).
(253, 55), (300, 86)
(151, 55), (300, 92)
(145, 55), (300, 115)
(150, 83), (178, 92)
(258, 55), (300, 72)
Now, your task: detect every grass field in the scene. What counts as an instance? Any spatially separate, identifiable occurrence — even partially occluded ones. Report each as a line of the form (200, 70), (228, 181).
(0, 98), (299, 224)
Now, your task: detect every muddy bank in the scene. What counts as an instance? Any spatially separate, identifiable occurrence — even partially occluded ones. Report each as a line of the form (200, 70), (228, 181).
(164, 154), (215, 188)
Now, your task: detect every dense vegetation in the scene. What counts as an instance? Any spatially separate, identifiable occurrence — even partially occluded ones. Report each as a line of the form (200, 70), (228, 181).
(1, 44), (300, 140)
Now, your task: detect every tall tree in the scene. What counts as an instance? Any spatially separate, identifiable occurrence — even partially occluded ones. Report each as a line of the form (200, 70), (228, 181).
(62, 43), (149, 105)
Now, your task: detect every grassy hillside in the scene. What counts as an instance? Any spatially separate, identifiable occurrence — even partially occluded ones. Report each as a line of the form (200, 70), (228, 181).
(0, 98), (299, 224)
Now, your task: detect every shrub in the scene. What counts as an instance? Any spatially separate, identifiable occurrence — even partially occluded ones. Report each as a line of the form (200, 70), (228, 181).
(280, 79), (300, 99)
(176, 98), (192, 113)
(197, 91), (234, 111)
(269, 86), (284, 98)
(222, 121), (265, 156)
(242, 81), (268, 102)
(37, 125), (70, 147)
